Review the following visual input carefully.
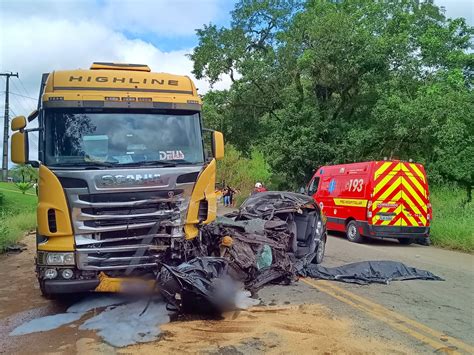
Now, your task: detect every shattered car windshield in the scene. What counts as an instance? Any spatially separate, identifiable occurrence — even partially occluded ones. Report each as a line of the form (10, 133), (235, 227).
(44, 108), (204, 167)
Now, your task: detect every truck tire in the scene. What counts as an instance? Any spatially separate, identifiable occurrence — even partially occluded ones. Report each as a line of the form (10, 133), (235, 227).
(312, 236), (326, 264)
(346, 221), (364, 243)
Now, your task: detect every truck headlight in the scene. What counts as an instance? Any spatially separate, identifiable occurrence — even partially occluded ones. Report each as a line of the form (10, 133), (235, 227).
(45, 252), (75, 266)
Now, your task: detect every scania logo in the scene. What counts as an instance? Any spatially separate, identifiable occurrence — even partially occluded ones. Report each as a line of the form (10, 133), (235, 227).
(99, 173), (161, 187)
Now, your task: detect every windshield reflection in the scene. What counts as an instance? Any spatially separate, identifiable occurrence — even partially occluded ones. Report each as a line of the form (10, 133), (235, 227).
(44, 109), (204, 167)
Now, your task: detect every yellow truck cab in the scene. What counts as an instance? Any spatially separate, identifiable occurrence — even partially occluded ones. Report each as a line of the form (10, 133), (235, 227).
(10, 62), (224, 297)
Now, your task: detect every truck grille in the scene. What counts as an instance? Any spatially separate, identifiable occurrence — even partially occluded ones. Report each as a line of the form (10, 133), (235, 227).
(68, 189), (188, 271)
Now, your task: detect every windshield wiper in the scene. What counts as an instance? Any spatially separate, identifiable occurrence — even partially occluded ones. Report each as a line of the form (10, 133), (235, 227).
(117, 160), (177, 167)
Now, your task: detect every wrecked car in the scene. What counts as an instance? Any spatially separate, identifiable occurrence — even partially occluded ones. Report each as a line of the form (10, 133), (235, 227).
(157, 192), (327, 312)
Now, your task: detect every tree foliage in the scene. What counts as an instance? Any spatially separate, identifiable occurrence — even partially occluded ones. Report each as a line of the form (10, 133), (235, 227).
(192, 0), (473, 197)
(10, 164), (38, 183)
(14, 182), (34, 195)
(217, 144), (271, 200)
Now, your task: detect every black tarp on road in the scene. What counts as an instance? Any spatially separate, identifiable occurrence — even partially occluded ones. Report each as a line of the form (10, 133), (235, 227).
(300, 260), (444, 285)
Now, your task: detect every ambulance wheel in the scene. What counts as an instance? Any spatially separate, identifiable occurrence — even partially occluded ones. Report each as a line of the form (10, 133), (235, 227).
(346, 221), (363, 243)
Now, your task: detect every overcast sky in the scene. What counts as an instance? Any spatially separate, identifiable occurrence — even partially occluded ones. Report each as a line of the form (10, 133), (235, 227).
(0, 0), (472, 165)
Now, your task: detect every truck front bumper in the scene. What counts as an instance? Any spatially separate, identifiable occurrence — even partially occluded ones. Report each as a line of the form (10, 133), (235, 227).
(39, 271), (156, 294)
(42, 279), (100, 294)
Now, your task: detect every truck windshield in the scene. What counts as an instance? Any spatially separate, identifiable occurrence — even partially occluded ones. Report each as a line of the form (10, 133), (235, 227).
(44, 109), (204, 167)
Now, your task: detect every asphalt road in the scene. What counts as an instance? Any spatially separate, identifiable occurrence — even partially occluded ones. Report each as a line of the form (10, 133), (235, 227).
(261, 233), (474, 353)
(0, 210), (472, 353)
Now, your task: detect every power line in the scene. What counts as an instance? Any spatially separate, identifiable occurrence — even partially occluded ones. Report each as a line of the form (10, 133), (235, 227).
(9, 91), (31, 115)
(10, 80), (35, 112)
(9, 91), (37, 101)
(18, 77), (35, 99)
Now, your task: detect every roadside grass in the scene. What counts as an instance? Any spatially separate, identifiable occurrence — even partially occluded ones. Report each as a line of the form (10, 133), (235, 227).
(0, 181), (35, 194)
(0, 182), (37, 252)
(430, 186), (473, 252)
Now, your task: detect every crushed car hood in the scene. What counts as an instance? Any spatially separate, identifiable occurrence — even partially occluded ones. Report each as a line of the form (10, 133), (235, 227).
(238, 191), (317, 219)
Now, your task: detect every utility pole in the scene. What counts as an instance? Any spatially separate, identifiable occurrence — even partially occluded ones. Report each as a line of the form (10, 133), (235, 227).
(1, 72), (19, 182)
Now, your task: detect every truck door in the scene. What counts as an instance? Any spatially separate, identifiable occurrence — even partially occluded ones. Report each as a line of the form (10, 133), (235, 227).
(372, 161), (402, 227)
(399, 162), (429, 227)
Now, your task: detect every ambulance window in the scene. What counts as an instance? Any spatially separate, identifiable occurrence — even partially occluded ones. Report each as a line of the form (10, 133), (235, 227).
(308, 177), (320, 195)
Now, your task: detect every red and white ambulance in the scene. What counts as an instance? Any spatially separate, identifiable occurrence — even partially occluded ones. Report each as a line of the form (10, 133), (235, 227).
(307, 161), (432, 244)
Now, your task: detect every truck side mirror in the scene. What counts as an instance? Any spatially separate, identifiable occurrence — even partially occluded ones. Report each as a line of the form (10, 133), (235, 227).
(10, 116), (30, 164)
(11, 116), (27, 131)
(11, 131), (27, 164)
(212, 131), (224, 160)
(27, 109), (39, 122)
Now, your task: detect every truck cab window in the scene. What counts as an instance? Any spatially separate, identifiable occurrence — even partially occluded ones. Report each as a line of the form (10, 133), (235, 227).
(44, 109), (205, 167)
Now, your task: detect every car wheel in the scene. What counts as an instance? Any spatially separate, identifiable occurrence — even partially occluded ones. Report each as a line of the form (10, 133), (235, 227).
(312, 237), (326, 264)
(398, 239), (414, 245)
(346, 221), (364, 243)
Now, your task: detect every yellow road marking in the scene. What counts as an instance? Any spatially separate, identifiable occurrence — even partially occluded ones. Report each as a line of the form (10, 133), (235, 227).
(302, 278), (473, 354)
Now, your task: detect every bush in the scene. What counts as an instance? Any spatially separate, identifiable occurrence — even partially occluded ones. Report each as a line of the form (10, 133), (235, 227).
(0, 210), (36, 252)
(0, 192), (4, 206)
(0, 211), (10, 249)
(430, 186), (473, 252)
(217, 144), (272, 205)
(14, 182), (34, 194)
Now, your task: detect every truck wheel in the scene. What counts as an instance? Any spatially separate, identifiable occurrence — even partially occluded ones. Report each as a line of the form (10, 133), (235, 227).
(398, 239), (413, 245)
(346, 221), (363, 243)
(312, 236), (326, 264)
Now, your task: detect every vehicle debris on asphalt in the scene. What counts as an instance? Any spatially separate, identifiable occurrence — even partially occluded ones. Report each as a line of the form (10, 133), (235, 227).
(155, 192), (442, 314)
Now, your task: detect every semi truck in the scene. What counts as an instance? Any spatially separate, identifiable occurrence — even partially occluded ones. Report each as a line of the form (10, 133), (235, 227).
(307, 161), (431, 244)
(10, 62), (224, 297)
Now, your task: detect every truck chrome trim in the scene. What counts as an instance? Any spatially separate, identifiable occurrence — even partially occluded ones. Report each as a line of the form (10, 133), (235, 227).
(54, 167), (200, 272)
(76, 244), (168, 253)
(76, 263), (158, 271)
(76, 209), (176, 221)
(75, 234), (181, 245)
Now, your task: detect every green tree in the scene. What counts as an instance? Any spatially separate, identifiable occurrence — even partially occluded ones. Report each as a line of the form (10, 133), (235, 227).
(194, 0), (473, 192)
(14, 182), (34, 195)
(10, 164), (38, 183)
(217, 144), (271, 201)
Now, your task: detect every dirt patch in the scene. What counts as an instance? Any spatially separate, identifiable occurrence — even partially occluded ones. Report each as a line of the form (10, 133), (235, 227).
(119, 304), (408, 354)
